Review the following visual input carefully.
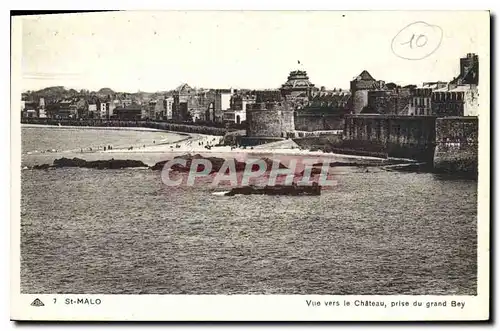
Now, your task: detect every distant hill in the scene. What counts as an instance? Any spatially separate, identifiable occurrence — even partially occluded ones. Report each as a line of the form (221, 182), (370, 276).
(21, 85), (226, 103)
(38, 86), (65, 93)
(22, 86), (79, 102)
(97, 87), (115, 95)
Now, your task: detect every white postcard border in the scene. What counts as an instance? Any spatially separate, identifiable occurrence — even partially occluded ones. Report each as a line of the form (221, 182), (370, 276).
(10, 10), (491, 322)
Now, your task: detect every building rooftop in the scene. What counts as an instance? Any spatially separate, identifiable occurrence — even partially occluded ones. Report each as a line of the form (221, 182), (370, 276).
(421, 82), (448, 89)
(175, 83), (192, 92)
(281, 70), (315, 90)
(433, 84), (476, 93)
(353, 70), (375, 82)
(351, 70), (383, 90)
(310, 92), (350, 103)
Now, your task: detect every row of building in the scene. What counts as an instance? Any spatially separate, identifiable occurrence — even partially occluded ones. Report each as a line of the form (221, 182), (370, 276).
(21, 85), (239, 123)
(350, 53), (479, 117)
(243, 52), (479, 139)
(21, 94), (150, 121)
(21, 53), (479, 126)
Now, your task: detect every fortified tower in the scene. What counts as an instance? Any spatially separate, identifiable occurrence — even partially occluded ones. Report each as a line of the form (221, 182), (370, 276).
(349, 70), (385, 114)
(246, 90), (295, 138)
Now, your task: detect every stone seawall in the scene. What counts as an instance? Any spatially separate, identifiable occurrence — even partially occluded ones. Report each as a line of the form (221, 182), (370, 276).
(294, 112), (344, 131)
(21, 118), (229, 136)
(343, 115), (437, 161)
(433, 117), (478, 174)
(293, 134), (388, 158)
(294, 116), (479, 174)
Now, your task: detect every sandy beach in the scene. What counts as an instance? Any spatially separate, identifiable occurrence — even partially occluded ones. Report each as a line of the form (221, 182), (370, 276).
(22, 124), (407, 166)
(23, 123), (391, 161)
(103, 131), (394, 163)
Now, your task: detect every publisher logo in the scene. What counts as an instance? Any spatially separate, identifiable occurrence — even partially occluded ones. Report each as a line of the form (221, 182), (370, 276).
(30, 298), (45, 307)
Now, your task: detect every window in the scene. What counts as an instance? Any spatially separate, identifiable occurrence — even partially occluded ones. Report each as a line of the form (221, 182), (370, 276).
(397, 124), (402, 137)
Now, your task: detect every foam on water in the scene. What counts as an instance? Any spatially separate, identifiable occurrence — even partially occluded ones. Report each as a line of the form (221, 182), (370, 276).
(212, 191), (230, 196)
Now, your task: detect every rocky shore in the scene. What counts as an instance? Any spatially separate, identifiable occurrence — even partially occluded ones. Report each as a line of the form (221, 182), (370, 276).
(28, 154), (423, 173)
(149, 153), (288, 173)
(31, 157), (149, 170)
(28, 155), (475, 181)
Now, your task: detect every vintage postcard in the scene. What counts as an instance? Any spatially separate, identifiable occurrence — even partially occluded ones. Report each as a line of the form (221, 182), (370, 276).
(10, 10), (490, 321)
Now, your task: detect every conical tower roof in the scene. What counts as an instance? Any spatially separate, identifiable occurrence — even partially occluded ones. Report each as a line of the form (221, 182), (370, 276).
(354, 70), (375, 81)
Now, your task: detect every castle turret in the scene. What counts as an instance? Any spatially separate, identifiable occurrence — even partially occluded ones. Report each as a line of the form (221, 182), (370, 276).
(349, 70), (384, 114)
(246, 90), (294, 138)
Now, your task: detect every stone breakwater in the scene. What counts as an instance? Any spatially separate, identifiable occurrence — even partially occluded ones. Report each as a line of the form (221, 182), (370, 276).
(21, 118), (229, 136)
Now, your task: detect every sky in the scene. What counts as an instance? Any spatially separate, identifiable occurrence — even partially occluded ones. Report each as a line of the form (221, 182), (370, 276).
(17, 11), (488, 93)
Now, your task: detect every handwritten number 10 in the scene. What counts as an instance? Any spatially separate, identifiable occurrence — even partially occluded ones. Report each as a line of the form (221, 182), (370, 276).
(401, 34), (428, 49)
(391, 21), (443, 60)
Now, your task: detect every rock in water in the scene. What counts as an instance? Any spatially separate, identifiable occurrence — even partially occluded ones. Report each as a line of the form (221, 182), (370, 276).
(52, 157), (148, 169)
(86, 159), (148, 169)
(32, 163), (51, 170)
(150, 156), (288, 173)
(150, 160), (168, 171)
(53, 157), (87, 168)
(224, 184), (321, 196)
